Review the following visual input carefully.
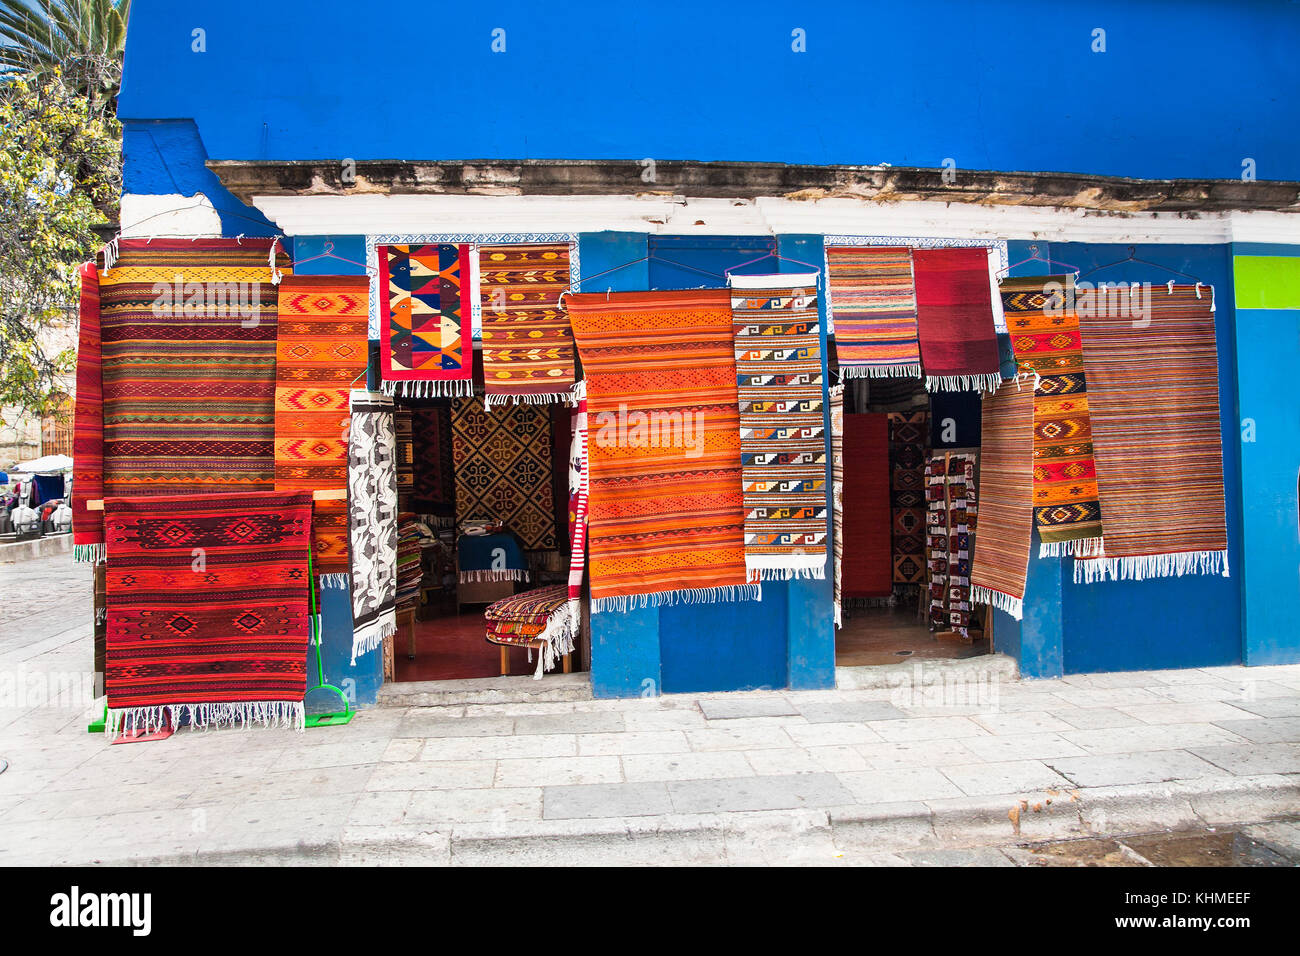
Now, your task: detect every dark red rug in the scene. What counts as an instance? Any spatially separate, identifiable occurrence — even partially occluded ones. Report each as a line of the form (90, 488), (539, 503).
(841, 413), (893, 599)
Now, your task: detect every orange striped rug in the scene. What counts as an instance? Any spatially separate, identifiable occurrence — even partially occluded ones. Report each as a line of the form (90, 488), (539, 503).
(1075, 286), (1228, 582)
(274, 275), (370, 585)
(1003, 276), (1105, 557)
(567, 289), (754, 612)
(479, 243), (577, 406)
(970, 375), (1036, 619)
(826, 246), (922, 379)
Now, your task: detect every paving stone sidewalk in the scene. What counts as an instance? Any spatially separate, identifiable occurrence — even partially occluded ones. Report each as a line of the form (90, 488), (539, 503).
(2, 555), (1298, 865)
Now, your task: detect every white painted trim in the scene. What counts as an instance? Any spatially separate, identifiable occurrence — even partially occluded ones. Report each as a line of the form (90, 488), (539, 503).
(249, 193), (1300, 246)
(120, 193), (223, 238)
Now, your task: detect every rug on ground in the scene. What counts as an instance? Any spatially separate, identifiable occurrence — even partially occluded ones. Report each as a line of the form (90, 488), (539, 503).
(451, 395), (557, 550)
(102, 490), (311, 734)
(730, 272), (828, 581)
(826, 245), (922, 379)
(347, 390), (398, 663)
(377, 243), (474, 398)
(567, 289), (754, 610)
(72, 262), (104, 562)
(1002, 275), (1104, 557)
(485, 584), (576, 678)
(480, 243), (577, 406)
(274, 275), (369, 585)
(99, 238), (288, 500)
(912, 247), (1002, 392)
(970, 374), (1036, 618)
(1075, 286), (1229, 581)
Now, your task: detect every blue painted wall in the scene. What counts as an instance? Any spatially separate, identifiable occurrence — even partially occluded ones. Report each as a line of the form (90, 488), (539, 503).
(1231, 245), (1300, 665)
(120, 1), (1300, 181)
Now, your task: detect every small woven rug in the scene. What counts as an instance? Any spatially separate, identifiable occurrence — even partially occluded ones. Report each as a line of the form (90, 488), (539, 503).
(926, 452), (980, 637)
(826, 246), (922, 379)
(274, 275), (369, 584)
(1003, 276), (1105, 557)
(346, 390), (398, 663)
(888, 410), (929, 586)
(730, 272), (828, 581)
(912, 247), (1002, 393)
(484, 584), (576, 678)
(479, 243), (577, 406)
(72, 262), (105, 562)
(1075, 286), (1229, 582)
(377, 243), (474, 398)
(567, 289), (753, 611)
(970, 375), (1037, 619)
(103, 490), (311, 735)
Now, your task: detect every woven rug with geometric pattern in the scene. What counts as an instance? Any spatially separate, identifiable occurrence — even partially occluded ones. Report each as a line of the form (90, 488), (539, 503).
(274, 275), (369, 583)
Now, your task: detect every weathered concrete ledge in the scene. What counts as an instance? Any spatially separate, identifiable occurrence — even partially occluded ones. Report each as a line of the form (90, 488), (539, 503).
(376, 672), (594, 708)
(0, 533), (72, 564)
(209, 158), (1300, 214)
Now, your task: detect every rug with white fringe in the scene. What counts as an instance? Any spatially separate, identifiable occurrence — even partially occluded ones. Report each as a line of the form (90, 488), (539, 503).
(479, 243), (578, 406)
(376, 242), (474, 398)
(729, 272), (828, 581)
(1000, 275), (1105, 558)
(485, 585), (578, 679)
(347, 391), (398, 664)
(1075, 285), (1229, 582)
(912, 247), (1003, 393)
(102, 490), (313, 734)
(825, 245), (923, 380)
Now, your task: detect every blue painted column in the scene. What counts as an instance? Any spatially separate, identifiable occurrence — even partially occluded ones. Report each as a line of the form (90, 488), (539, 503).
(577, 232), (662, 698)
(778, 234), (836, 689)
(293, 235), (384, 705)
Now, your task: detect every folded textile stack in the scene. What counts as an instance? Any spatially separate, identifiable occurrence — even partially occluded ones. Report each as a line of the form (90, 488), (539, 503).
(484, 585), (576, 679)
(396, 514), (422, 611)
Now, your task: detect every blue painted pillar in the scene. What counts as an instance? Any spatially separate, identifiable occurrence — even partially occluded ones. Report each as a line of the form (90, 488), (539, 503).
(778, 234), (836, 689)
(577, 232), (662, 698)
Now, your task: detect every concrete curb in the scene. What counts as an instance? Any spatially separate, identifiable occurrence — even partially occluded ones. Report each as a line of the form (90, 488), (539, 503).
(71, 774), (1300, 866)
(0, 533), (72, 563)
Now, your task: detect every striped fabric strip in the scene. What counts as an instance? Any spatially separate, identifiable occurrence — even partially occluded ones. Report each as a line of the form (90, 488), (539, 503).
(1075, 286), (1229, 582)
(912, 247), (1003, 393)
(274, 275), (370, 583)
(970, 375), (1036, 619)
(99, 239), (290, 499)
(72, 262), (104, 562)
(1002, 276), (1105, 556)
(479, 243), (577, 406)
(567, 289), (754, 611)
(826, 246), (922, 379)
(730, 272), (828, 580)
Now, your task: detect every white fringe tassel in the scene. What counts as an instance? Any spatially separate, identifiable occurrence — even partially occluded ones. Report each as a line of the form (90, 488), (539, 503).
(1039, 537), (1105, 559)
(74, 543), (106, 564)
(318, 573), (350, 590)
(971, 584), (1024, 621)
(350, 614), (396, 665)
(379, 378), (475, 399)
(591, 583), (763, 614)
(749, 566), (827, 581)
(106, 700), (305, 737)
(841, 364), (922, 380)
(529, 601), (579, 680)
(484, 387), (580, 408)
(1073, 549), (1230, 584)
(459, 569), (529, 583)
(925, 373), (1004, 393)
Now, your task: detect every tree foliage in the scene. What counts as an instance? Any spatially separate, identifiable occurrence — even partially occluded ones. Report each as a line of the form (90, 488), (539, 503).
(0, 0), (131, 112)
(0, 70), (121, 422)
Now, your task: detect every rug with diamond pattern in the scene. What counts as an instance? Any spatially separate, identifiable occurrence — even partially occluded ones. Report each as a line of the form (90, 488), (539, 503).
(103, 491), (312, 725)
(451, 395), (556, 550)
(274, 275), (370, 579)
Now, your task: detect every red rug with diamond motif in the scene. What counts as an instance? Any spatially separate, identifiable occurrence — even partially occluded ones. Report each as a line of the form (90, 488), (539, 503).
(103, 491), (312, 734)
